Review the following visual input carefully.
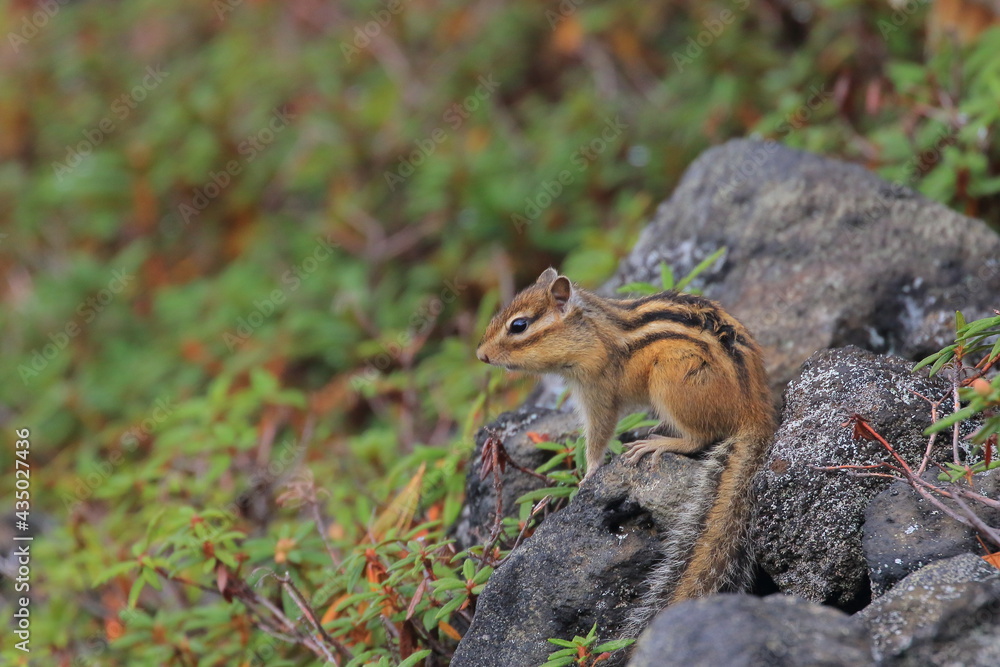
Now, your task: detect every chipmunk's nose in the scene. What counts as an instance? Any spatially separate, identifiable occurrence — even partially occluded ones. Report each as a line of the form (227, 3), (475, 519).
(477, 350), (489, 363)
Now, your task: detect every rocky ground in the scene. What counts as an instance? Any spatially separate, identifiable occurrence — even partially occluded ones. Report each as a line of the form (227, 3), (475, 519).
(450, 140), (1000, 667)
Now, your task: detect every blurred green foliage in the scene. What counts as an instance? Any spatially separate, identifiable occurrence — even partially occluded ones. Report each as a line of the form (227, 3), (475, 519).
(2, 0), (1000, 664)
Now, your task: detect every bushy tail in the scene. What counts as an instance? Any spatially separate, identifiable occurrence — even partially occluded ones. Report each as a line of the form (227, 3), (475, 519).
(622, 430), (771, 638)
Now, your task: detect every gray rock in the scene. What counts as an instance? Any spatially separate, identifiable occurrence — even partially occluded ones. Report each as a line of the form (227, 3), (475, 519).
(451, 452), (703, 667)
(453, 141), (1000, 664)
(857, 553), (1000, 665)
(450, 405), (580, 550)
(609, 139), (1000, 399)
(753, 346), (955, 610)
(627, 594), (875, 667)
(864, 469), (1000, 597)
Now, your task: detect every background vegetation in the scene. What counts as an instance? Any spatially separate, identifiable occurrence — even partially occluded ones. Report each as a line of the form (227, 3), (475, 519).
(2, 0), (999, 664)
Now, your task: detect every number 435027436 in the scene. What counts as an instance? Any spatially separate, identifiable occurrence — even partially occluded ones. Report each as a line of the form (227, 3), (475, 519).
(15, 428), (30, 522)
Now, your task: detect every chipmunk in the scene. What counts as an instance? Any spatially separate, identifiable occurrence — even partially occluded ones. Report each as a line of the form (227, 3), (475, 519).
(476, 267), (776, 635)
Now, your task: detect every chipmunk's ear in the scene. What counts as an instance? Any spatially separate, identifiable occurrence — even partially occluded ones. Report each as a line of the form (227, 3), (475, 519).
(536, 267), (558, 286)
(549, 275), (574, 311)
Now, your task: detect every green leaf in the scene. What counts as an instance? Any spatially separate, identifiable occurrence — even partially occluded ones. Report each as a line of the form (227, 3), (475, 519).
(615, 412), (658, 434)
(927, 349), (956, 376)
(142, 567), (163, 591)
(913, 348), (947, 372)
(516, 485), (575, 505)
(250, 367), (280, 396)
(462, 558), (475, 580)
(924, 406), (977, 434)
(955, 310), (967, 332)
(430, 578), (466, 592)
(958, 316), (1000, 337)
(675, 247), (726, 292)
(398, 650), (432, 667)
(595, 638), (636, 651)
(536, 456), (569, 475)
(547, 638), (578, 648)
(659, 261), (675, 290)
(128, 576), (147, 608)
(473, 565), (493, 584)
(433, 595), (466, 621)
(93, 560), (141, 586)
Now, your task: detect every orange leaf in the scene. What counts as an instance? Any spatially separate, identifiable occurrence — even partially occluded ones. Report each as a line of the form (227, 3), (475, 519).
(438, 620), (463, 641)
(552, 15), (584, 55)
(105, 618), (125, 640)
(526, 432), (551, 444)
(984, 552), (1000, 570)
(464, 126), (491, 154)
(321, 592), (351, 625)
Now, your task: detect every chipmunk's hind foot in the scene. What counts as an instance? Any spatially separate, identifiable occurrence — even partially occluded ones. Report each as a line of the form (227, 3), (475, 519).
(622, 434), (703, 465)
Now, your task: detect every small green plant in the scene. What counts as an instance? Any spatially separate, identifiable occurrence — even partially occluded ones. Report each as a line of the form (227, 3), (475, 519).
(823, 310), (1000, 557)
(616, 248), (727, 296)
(540, 623), (635, 667)
(915, 310), (1000, 480)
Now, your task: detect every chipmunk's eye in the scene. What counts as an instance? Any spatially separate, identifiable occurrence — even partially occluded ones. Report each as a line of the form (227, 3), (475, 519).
(508, 317), (529, 334)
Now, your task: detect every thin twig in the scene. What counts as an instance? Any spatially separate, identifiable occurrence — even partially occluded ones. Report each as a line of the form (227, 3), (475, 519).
(910, 389), (945, 475)
(948, 491), (1000, 548)
(155, 565), (341, 664)
(952, 374), (963, 465)
(511, 496), (551, 552)
(309, 499), (342, 567)
(279, 574), (351, 663)
(951, 485), (1000, 510)
(836, 414), (1000, 553)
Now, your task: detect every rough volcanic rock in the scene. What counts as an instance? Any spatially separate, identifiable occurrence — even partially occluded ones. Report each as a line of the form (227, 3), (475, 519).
(627, 594), (875, 667)
(452, 140), (1000, 665)
(450, 405), (579, 550)
(857, 553), (1000, 665)
(451, 452), (702, 667)
(863, 469), (1000, 597)
(608, 139), (1000, 399)
(752, 346), (956, 610)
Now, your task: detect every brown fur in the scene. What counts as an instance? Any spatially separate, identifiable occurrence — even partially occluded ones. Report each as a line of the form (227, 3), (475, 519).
(476, 268), (776, 634)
